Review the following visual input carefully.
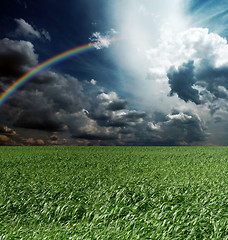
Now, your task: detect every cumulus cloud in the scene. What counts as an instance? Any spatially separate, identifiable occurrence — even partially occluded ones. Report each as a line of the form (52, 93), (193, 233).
(14, 18), (51, 41)
(71, 91), (206, 145)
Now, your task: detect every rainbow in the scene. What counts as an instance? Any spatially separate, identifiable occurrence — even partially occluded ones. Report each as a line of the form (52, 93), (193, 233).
(0, 40), (112, 107)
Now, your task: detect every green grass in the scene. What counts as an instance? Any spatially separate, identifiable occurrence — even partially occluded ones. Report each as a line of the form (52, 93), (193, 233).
(0, 146), (227, 239)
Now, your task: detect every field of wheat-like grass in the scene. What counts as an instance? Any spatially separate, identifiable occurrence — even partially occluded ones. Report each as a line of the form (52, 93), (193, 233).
(0, 146), (227, 239)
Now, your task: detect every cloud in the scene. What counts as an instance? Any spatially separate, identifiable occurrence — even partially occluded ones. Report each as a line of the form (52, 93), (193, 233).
(167, 60), (201, 104)
(116, 110), (206, 146)
(166, 28), (228, 105)
(107, 100), (128, 111)
(147, 27), (228, 103)
(145, 111), (207, 145)
(196, 61), (228, 100)
(0, 38), (87, 132)
(4, 72), (87, 132)
(70, 90), (206, 145)
(14, 18), (51, 41)
(0, 35), (210, 146)
(0, 38), (38, 80)
(64, 109), (119, 143)
(89, 92), (144, 127)
(0, 124), (44, 146)
(41, 29), (51, 41)
(89, 29), (117, 49)
(14, 108), (64, 132)
(90, 79), (97, 85)
(162, 112), (206, 143)
(74, 133), (117, 141)
(116, 26), (228, 137)
(0, 125), (16, 136)
(15, 18), (40, 38)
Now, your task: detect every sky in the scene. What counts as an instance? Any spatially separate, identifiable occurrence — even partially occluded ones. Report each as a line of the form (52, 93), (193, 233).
(0, 0), (228, 146)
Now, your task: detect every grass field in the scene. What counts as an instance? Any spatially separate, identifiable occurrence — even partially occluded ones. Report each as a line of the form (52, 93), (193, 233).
(0, 146), (227, 239)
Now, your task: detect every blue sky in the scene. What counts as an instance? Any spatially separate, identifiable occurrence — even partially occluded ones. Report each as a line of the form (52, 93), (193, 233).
(0, 0), (227, 145)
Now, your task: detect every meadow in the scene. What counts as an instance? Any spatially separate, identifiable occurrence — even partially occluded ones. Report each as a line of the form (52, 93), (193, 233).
(0, 146), (227, 239)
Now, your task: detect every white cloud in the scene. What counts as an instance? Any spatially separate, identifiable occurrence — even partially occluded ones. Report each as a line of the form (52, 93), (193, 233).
(90, 79), (97, 85)
(167, 112), (192, 121)
(89, 29), (117, 49)
(97, 91), (118, 101)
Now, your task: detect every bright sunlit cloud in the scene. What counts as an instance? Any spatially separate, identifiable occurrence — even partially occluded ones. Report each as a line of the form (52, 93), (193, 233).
(89, 29), (117, 49)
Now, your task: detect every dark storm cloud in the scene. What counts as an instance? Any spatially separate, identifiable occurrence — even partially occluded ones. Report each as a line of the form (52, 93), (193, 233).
(89, 92), (125, 125)
(107, 99), (128, 111)
(38, 73), (86, 113)
(161, 112), (206, 143)
(14, 108), (64, 131)
(167, 60), (201, 105)
(70, 105), (207, 146)
(141, 111), (206, 145)
(6, 72), (87, 132)
(167, 58), (228, 107)
(0, 38), (37, 79)
(196, 60), (228, 100)
(0, 38), (87, 132)
(110, 110), (206, 146)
